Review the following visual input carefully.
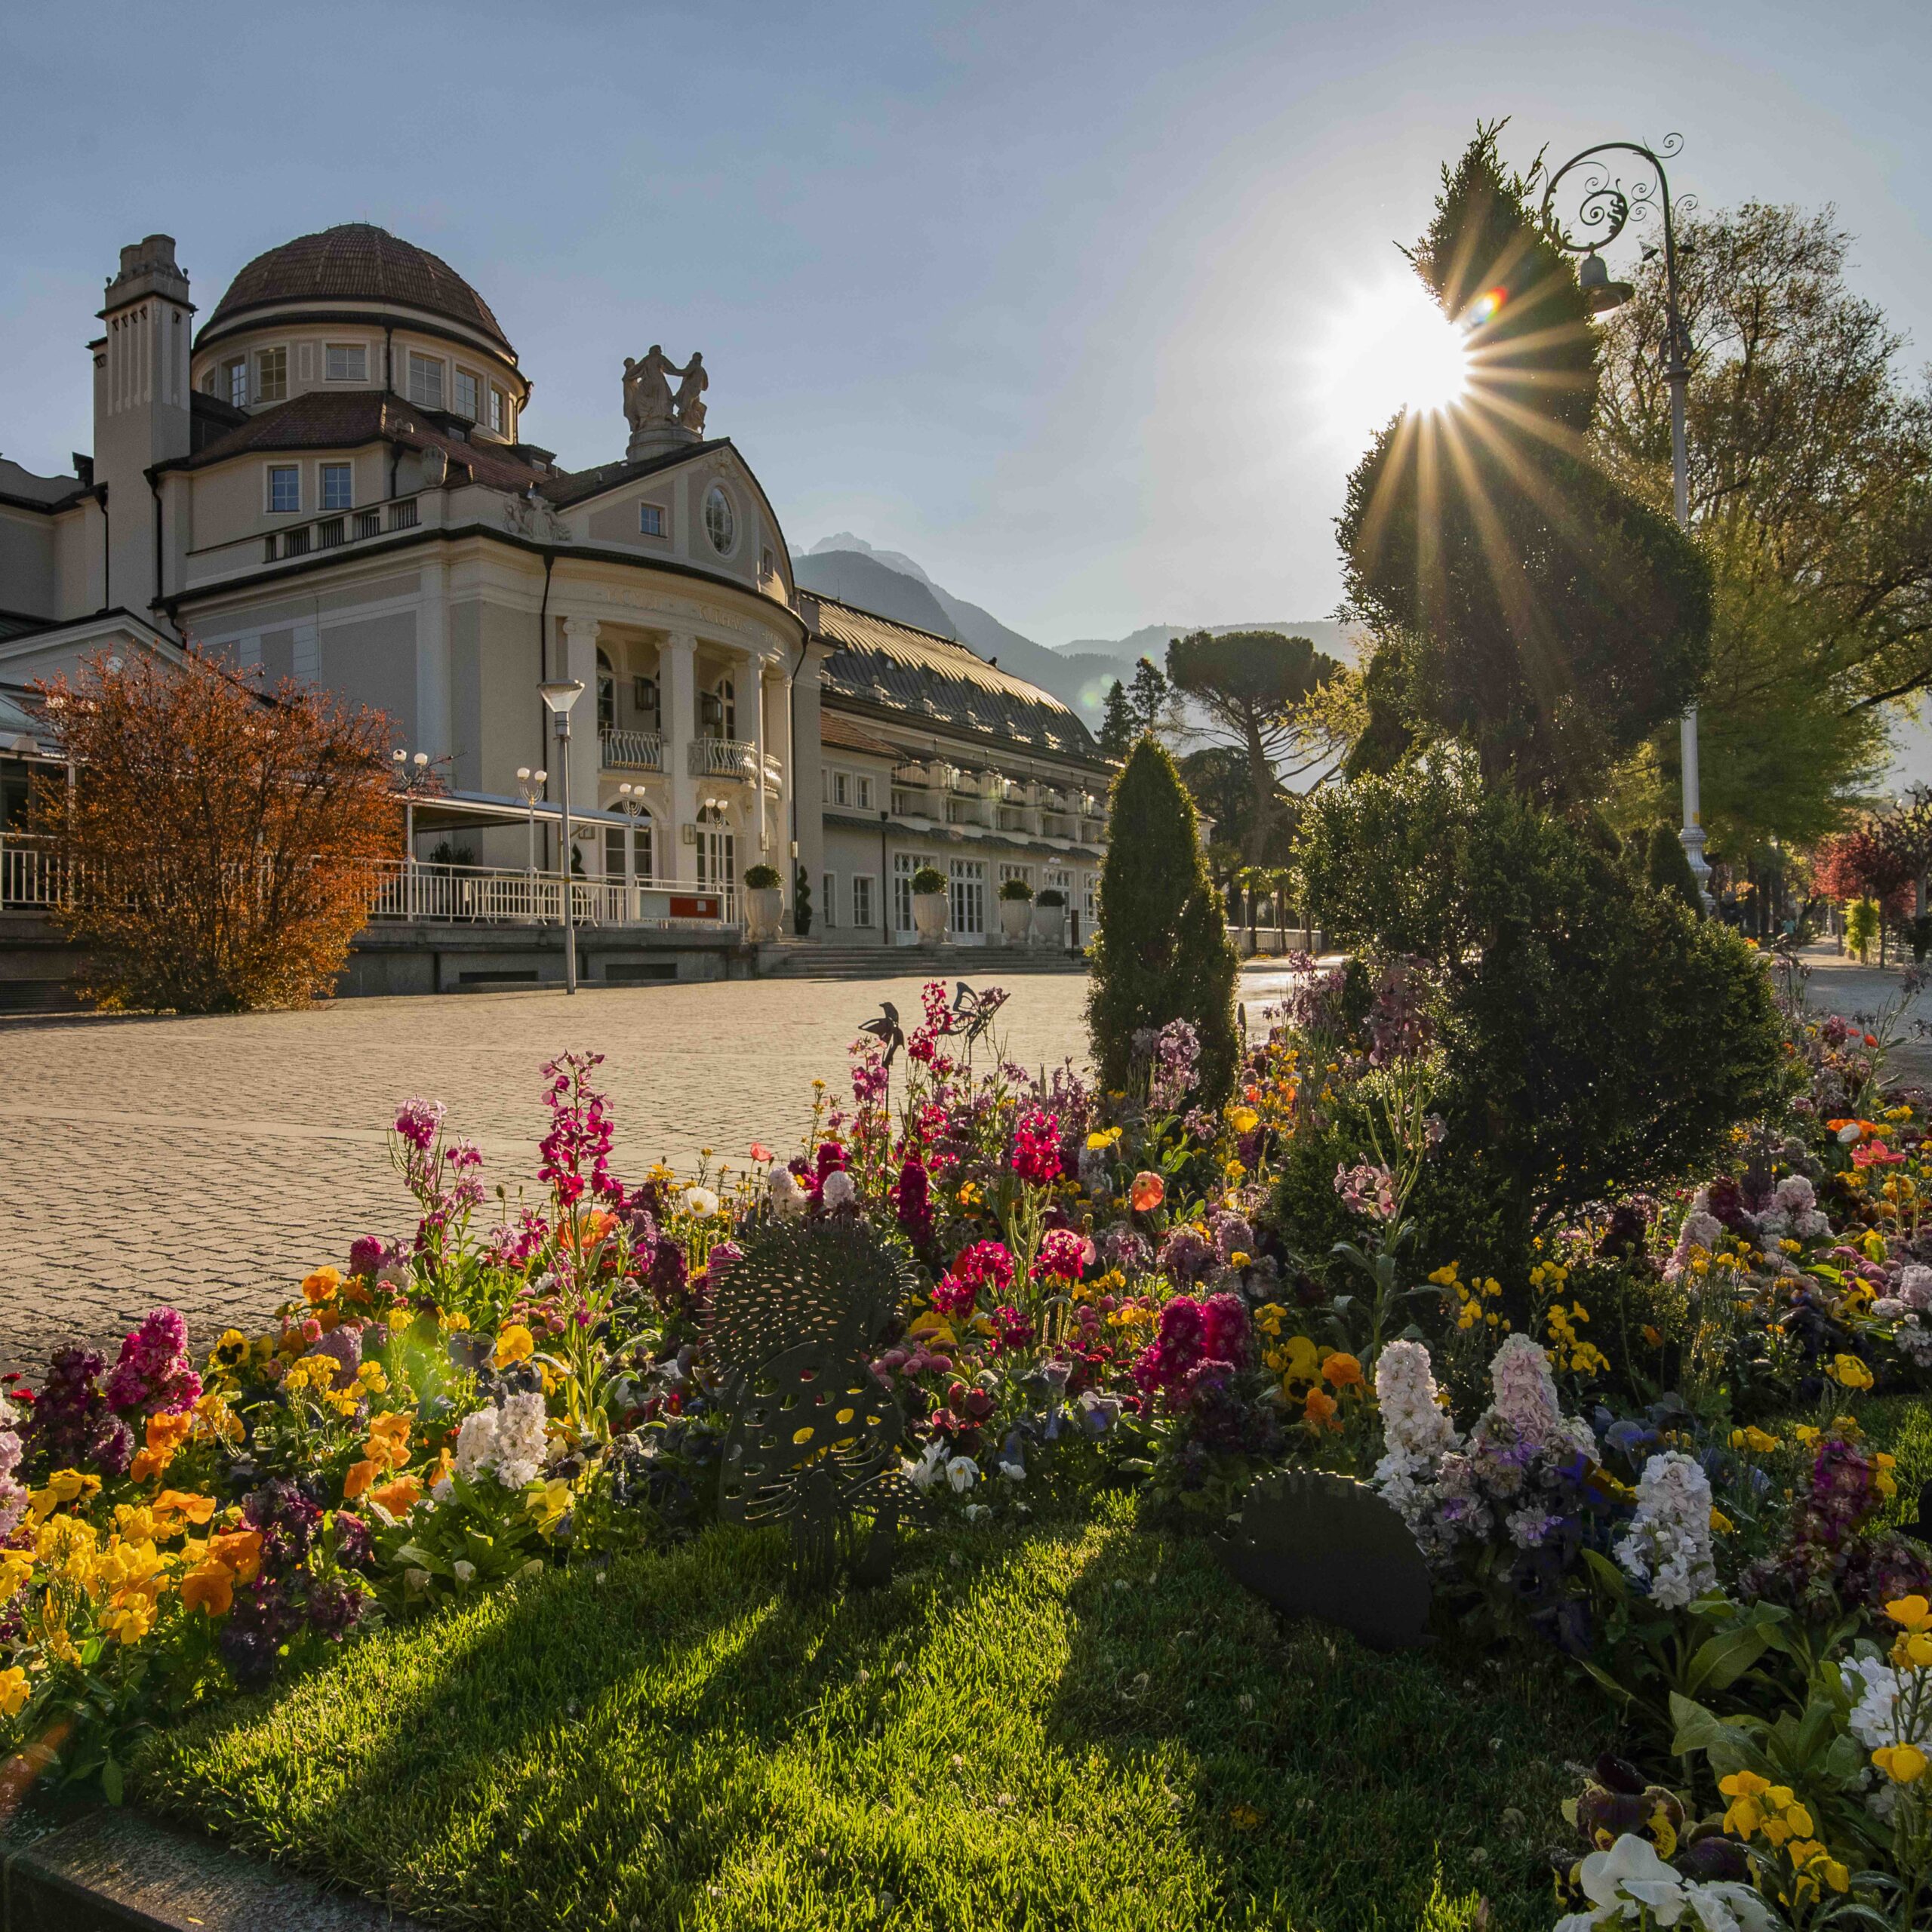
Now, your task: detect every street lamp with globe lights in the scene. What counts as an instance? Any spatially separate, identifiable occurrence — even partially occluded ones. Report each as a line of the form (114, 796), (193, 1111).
(614, 783), (651, 898)
(1540, 132), (1709, 903)
(514, 765), (548, 893)
(537, 680), (585, 993)
(392, 747), (434, 915)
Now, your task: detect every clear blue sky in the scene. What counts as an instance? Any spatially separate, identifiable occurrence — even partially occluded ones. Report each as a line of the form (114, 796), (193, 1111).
(2, 0), (1925, 644)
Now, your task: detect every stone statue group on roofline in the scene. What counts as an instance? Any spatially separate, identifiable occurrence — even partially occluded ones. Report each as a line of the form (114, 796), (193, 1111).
(623, 345), (706, 435)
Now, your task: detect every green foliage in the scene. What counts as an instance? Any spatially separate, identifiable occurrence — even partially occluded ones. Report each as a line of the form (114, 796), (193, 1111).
(742, 863), (782, 891)
(1846, 896), (1880, 961)
(1164, 630), (1340, 863)
(1338, 128), (1712, 800)
(1097, 680), (1136, 760)
(1644, 822), (1703, 915)
(1087, 737), (1239, 1105)
(1035, 887), (1066, 909)
(135, 1497), (1600, 1932)
(1297, 761), (1788, 1266)
(1176, 746), (1297, 868)
(997, 876), (1034, 902)
(910, 865), (947, 895)
(792, 865), (813, 937)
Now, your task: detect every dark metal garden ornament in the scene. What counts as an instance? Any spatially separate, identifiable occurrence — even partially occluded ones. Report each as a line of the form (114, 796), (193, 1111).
(710, 1218), (921, 1592)
(949, 981), (1008, 1050)
(858, 1001), (904, 1065)
(1214, 1469), (1432, 1651)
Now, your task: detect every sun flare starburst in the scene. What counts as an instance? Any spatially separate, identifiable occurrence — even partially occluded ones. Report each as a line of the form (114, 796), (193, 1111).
(1313, 276), (1472, 445)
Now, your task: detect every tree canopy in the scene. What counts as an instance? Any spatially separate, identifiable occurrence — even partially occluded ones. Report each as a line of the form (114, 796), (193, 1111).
(1339, 127), (1712, 801)
(1164, 629), (1339, 863)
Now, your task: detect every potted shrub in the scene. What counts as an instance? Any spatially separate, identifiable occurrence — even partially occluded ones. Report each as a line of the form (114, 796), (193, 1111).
(743, 862), (783, 941)
(997, 875), (1035, 945)
(793, 864), (813, 937)
(1033, 885), (1066, 947)
(911, 864), (949, 944)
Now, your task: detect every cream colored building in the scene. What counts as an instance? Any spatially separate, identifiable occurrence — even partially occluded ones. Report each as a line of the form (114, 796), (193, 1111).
(0, 226), (1109, 960)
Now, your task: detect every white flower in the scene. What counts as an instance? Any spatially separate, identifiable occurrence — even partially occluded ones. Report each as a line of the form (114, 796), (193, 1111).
(768, 1167), (808, 1220)
(1614, 1451), (1717, 1611)
(998, 1460), (1026, 1483)
(1840, 1121), (1864, 1144)
(491, 1391), (550, 1490)
(1375, 1340), (1460, 1462)
(1897, 1264), (1932, 1311)
(946, 1456), (980, 1493)
(453, 1559), (476, 1585)
(1553, 1832), (1780, 1930)
(685, 1186), (721, 1221)
(820, 1170), (856, 1210)
(904, 1440), (947, 1491)
(431, 1477), (454, 1503)
(404, 1567), (432, 1593)
(454, 1404), (500, 1483)
(962, 1503), (989, 1523)
(1487, 1333), (1567, 1448)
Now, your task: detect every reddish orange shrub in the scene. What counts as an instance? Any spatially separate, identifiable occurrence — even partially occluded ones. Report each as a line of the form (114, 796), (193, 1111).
(30, 649), (398, 1011)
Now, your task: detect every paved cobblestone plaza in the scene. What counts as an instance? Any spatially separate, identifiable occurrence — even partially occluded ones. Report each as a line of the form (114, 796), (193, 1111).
(0, 972), (1097, 1367)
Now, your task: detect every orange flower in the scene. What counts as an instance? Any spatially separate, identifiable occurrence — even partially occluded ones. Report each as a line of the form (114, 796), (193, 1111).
(151, 1489), (217, 1526)
(206, 1528), (262, 1584)
(180, 1561), (235, 1617)
(1130, 1171), (1165, 1213)
(561, 1210), (619, 1253)
(343, 1459), (379, 1501)
(302, 1266), (343, 1305)
(370, 1474), (423, 1518)
(1321, 1352), (1364, 1389)
(1303, 1388), (1340, 1431)
(130, 1410), (194, 1483)
(365, 1411), (412, 1469)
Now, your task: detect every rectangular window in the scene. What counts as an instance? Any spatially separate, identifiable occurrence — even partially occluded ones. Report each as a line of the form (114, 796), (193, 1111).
(408, 354), (444, 410)
(832, 771), (850, 808)
(325, 343), (367, 383)
(823, 874), (837, 929)
(949, 858), (987, 937)
(226, 359), (248, 408)
(852, 875), (875, 929)
(267, 466), (300, 514)
(488, 386), (506, 434)
(893, 853), (934, 936)
(319, 463), (352, 511)
(454, 369), (478, 420)
(638, 503), (665, 537)
(632, 675), (660, 726)
(254, 347), (287, 402)
(854, 774), (874, 811)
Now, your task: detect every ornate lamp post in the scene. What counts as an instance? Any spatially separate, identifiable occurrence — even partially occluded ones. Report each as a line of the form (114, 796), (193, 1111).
(615, 782), (651, 903)
(1540, 133), (1708, 901)
(537, 681), (585, 993)
(392, 747), (432, 918)
(515, 764), (548, 906)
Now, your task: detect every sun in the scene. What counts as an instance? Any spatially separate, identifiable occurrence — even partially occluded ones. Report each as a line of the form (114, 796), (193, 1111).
(1312, 275), (1471, 446)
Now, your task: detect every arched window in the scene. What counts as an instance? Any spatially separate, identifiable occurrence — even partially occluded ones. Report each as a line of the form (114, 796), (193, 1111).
(595, 649), (615, 734)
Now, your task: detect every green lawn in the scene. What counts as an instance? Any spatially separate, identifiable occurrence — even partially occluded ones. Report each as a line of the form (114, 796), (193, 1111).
(134, 1491), (1601, 1932)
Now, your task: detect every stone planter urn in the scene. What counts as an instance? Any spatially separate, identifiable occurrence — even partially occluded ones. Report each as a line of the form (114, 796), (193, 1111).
(912, 891), (949, 945)
(998, 897), (1032, 946)
(1032, 902), (1066, 948)
(743, 885), (783, 941)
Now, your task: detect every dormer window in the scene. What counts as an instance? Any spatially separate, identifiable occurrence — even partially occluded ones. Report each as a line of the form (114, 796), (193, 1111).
(320, 463), (353, 511)
(254, 347), (287, 403)
(488, 386), (506, 434)
(325, 343), (366, 383)
(267, 466), (300, 513)
(408, 353), (444, 411)
(639, 503), (665, 537)
(454, 369), (478, 420)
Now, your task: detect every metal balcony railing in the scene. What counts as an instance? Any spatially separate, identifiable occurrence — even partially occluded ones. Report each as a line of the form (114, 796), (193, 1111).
(366, 861), (737, 929)
(688, 737), (758, 780)
(601, 728), (664, 771)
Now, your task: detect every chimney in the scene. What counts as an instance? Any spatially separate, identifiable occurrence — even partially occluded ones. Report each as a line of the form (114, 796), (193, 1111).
(93, 234), (194, 614)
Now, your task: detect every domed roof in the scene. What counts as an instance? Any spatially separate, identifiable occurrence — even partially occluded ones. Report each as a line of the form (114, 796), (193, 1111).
(199, 223), (512, 352)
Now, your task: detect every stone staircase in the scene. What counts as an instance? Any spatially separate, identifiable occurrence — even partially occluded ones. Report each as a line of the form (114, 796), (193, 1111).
(754, 939), (1087, 979)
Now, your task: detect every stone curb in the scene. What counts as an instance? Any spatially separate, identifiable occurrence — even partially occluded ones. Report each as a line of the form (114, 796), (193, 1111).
(2, 1807), (429, 1931)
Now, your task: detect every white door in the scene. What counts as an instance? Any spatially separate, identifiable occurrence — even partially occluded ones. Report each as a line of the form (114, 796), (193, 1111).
(949, 859), (986, 942)
(697, 828), (735, 907)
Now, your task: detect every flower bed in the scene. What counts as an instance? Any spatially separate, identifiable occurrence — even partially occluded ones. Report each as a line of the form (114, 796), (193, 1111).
(7, 966), (1932, 1927)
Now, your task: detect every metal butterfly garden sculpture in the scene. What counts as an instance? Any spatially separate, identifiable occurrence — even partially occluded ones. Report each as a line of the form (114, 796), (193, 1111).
(710, 1216), (922, 1592)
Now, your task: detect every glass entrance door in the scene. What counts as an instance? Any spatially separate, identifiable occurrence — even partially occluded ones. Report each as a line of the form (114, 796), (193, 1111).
(949, 859), (986, 941)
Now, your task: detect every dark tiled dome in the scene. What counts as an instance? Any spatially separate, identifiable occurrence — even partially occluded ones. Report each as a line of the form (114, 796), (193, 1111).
(199, 224), (512, 352)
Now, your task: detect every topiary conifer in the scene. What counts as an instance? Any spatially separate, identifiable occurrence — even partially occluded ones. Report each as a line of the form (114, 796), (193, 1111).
(1646, 821), (1704, 914)
(1087, 735), (1240, 1103)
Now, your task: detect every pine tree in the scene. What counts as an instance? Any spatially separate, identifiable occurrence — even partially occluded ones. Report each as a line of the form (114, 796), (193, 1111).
(1086, 736), (1240, 1103)
(1645, 823), (1703, 915)
(1097, 681), (1135, 759)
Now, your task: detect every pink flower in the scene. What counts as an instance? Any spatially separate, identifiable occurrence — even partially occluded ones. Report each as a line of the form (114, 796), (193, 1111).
(749, 1143), (774, 1164)
(1033, 1227), (1089, 1283)
(989, 1305), (1035, 1352)
(953, 1241), (1016, 1292)
(1011, 1109), (1062, 1186)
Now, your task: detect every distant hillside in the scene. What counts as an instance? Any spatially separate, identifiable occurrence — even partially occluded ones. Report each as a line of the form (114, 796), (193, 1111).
(790, 535), (1362, 723)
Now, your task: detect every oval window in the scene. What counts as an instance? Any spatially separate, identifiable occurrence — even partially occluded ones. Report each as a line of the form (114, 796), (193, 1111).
(703, 485), (735, 554)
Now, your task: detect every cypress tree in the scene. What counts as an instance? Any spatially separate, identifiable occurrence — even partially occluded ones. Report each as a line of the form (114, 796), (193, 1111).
(1086, 735), (1240, 1103)
(1646, 822), (1703, 915)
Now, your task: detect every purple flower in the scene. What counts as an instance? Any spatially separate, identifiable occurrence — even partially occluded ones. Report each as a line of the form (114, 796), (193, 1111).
(393, 1097), (445, 1152)
(23, 1345), (133, 1476)
(1158, 1225), (1215, 1287)
(306, 1577), (368, 1643)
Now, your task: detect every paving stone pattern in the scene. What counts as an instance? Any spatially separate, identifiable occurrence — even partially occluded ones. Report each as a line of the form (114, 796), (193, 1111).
(1, 974), (1095, 1369)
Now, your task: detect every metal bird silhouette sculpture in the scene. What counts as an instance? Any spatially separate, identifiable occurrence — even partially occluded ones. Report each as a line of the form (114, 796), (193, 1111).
(710, 1217), (921, 1592)
(858, 1001), (903, 1064)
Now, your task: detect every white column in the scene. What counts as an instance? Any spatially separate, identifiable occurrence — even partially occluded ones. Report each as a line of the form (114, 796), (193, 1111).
(561, 615), (601, 875)
(661, 631), (699, 883)
(752, 652), (771, 859)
